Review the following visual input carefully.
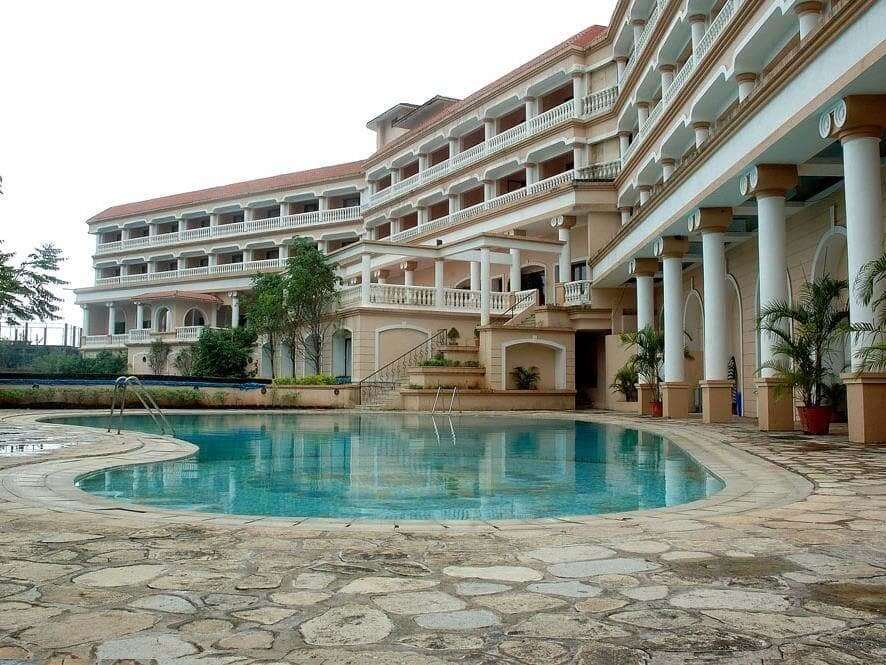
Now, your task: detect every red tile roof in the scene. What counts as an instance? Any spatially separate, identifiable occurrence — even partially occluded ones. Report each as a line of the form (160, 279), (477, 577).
(132, 290), (222, 304)
(365, 24), (609, 165)
(87, 160), (366, 224)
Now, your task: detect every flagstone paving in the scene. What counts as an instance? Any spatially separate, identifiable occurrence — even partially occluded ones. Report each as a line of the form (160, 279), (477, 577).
(0, 409), (884, 663)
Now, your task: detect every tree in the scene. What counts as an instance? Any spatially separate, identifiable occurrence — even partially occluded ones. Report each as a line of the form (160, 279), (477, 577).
(244, 272), (287, 378)
(173, 347), (194, 376)
(0, 241), (67, 325)
(147, 339), (171, 375)
(757, 275), (850, 407)
(191, 327), (258, 378)
(851, 251), (886, 370)
(283, 238), (341, 375)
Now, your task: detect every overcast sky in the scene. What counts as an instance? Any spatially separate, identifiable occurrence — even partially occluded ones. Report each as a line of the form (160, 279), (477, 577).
(0, 0), (615, 325)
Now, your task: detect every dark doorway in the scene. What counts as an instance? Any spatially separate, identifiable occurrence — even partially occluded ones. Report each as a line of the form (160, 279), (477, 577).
(575, 331), (607, 408)
(522, 268), (546, 305)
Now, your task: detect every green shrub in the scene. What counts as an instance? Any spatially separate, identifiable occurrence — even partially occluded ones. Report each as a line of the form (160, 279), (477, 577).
(191, 328), (257, 377)
(462, 360), (481, 368)
(420, 353), (460, 368)
(511, 365), (540, 390)
(147, 339), (171, 375)
(31, 350), (126, 375)
(173, 347), (194, 376)
(272, 374), (337, 386)
(446, 327), (460, 344)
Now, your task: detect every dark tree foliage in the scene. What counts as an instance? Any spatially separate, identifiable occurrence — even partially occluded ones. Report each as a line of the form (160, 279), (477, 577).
(191, 327), (258, 378)
(0, 241), (67, 325)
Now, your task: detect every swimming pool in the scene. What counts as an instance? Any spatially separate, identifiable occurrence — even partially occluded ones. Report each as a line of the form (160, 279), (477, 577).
(51, 413), (723, 521)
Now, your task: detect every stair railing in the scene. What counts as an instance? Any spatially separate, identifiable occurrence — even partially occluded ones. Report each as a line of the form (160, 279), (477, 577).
(359, 329), (448, 407)
(108, 376), (175, 436)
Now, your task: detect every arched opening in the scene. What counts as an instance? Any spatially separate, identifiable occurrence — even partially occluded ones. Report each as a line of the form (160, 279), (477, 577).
(183, 308), (206, 327)
(154, 307), (171, 333)
(140, 306), (152, 329)
(260, 342), (274, 379)
(812, 229), (850, 379)
(217, 305), (233, 328)
(376, 326), (428, 370)
(332, 329), (353, 380)
(521, 264), (547, 305)
(502, 340), (565, 390)
(683, 291), (704, 413)
(113, 312), (127, 336)
(304, 333), (322, 375)
(726, 275), (744, 415)
(279, 342), (295, 378)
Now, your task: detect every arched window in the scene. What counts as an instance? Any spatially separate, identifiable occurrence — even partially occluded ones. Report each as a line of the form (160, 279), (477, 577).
(155, 307), (171, 333)
(184, 308), (206, 327)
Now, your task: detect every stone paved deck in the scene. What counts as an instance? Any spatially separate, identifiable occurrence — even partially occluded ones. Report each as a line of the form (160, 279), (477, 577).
(0, 409), (884, 664)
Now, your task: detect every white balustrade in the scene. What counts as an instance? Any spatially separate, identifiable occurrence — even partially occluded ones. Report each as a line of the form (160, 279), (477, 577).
(338, 284), (362, 308)
(94, 206), (363, 255)
(564, 280), (593, 305)
(620, 1), (663, 83)
(127, 328), (152, 343)
(82, 334), (113, 348)
(369, 284), (436, 307)
(175, 326), (204, 341)
(581, 85), (618, 116)
(94, 258), (287, 289)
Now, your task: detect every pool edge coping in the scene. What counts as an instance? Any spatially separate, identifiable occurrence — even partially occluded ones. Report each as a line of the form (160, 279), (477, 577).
(0, 409), (813, 533)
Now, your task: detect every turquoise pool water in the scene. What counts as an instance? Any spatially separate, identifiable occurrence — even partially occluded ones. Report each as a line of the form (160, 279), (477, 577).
(52, 413), (723, 521)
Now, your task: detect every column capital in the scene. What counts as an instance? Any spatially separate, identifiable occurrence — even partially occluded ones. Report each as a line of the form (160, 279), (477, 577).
(373, 269), (389, 280)
(105, 302), (116, 308)
(550, 215), (577, 230)
(509, 229), (527, 237)
(794, 1), (824, 15)
(636, 100), (650, 110)
(687, 13), (707, 23)
(653, 236), (689, 258)
(618, 130), (633, 139)
(658, 63), (675, 74)
(227, 291), (239, 298)
(630, 18), (646, 27)
(739, 164), (799, 198)
(660, 157), (676, 167)
(399, 261), (417, 272)
(637, 184), (652, 193)
(691, 120), (711, 131)
(618, 205), (634, 214)
(614, 55), (628, 64)
(688, 207), (732, 234)
(735, 71), (758, 84)
(629, 257), (659, 277)
(819, 95), (886, 142)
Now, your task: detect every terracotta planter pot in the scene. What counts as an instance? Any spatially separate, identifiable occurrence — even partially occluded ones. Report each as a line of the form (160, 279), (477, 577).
(650, 401), (663, 417)
(797, 405), (833, 435)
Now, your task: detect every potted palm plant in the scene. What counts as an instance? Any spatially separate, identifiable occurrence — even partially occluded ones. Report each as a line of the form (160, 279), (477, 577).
(619, 326), (665, 416)
(757, 275), (849, 435)
(851, 251), (886, 370)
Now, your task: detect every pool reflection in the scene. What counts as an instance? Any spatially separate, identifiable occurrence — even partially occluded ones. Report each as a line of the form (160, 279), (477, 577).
(64, 413), (722, 520)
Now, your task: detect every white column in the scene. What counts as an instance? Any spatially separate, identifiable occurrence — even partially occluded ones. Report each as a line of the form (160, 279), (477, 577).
(279, 244), (290, 260)
(209, 213), (220, 228)
(390, 218), (401, 235)
(404, 268), (415, 287)
(136, 303), (145, 330)
(509, 249), (522, 292)
(525, 163), (538, 185)
(448, 194), (460, 214)
(483, 118), (496, 141)
(636, 102), (650, 128)
(573, 143), (588, 170)
(360, 254), (372, 305)
(230, 292), (240, 328)
(660, 65), (674, 92)
(417, 207), (428, 225)
(107, 303), (116, 336)
(279, 202), (291, 217)
(757, 194), (788, 377)
(418, 153), (430, 172)
(620, 207), (633, 226)
(558, 228), (571, 285)
(571, 72), (587, 111)
(390, 170), (400, 185)
(636, 275), (654, 330)
(470, 262), (480, 291)
(619, 132), (631, 158)
(638, 186), (651, 205)
(689, 15), (707, 52)
(434, 259), (445, 308)
(243, 208), (255, 222)
(632, 19), (646, 44)
(242, 248), (253, 263)
(662, 255), (684, 382)
(524, 96), (538, 120)
(483, 179), (496, 201)
(210, 307), (218, 328)
(702, 230), (728, 380)
(318, 196), (329, 211)
(661, 159), (675, 182)
(737, 73), (757, 102)
(81, 306), (91, 336)
(842, 133), (884, 370)
(797, 2), (822, 39)
(480, 248), (491, 325)
(177, 219), (186, 233)
(616, 57), (627, 80)
(448, 137), (460, 157)
(317, 239), (328, 254)
(693, 122), (710, 148)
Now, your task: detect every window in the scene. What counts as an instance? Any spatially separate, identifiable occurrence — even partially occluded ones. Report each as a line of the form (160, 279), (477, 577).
(571, 262), (588, 281)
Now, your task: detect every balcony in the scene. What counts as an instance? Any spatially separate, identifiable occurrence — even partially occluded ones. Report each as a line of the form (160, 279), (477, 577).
(367, 88), (618, 211)
(341, 284), (538, 316)
(389, 162), (621, 243)
(563, 280), (592, 306)
(83, 327), (211, 349)
(94, 206), (363, 256)
(620, 0), (664, 85)
(81, 334), (127, 349)
(624, 0), (739, 162)
(94, 257), (286, 289)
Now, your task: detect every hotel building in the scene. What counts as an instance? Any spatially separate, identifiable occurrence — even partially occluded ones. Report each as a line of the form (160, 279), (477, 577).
(75, 0), (886, 442)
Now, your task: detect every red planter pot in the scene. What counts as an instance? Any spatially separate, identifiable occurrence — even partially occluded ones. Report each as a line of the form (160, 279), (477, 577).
(650, 401), (663, 417)
(797, 405), (833, 435)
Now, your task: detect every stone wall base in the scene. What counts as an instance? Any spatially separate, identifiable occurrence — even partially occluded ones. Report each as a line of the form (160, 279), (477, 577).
(842, 373), (886, 445)
(755, 378), (795, 431)
(637, 383), (657, 416)
(700, 380), (734, 423)
(662, 382), (690, 419)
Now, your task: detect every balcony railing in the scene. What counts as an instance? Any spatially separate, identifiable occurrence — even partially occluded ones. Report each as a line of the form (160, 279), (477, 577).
(367, 89), (618, 211)
(175, 326), (205, 341)
(95, 206), (363, 256)
(94, 257), (286, 288)
(563, 280), (592, 306)
(127, 328), (152, 344)
(620, 0), (664, 84)
(626, 0), (739, 162)
(82, 334), (127, 349)
(360, 284), (538, 315)
(389, 162), (621, 243)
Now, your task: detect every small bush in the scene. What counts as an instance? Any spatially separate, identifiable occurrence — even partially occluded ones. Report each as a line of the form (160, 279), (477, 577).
(272, 374), (337, 386)
(191, 327), (257, 378)
(31, 350), (126, 376)
(446, 327), (460, 344)
(173, 347), (194, 376)
(420, 353), (460, 368)
(148, 339), (171, 375)
(462, 360), (481, 368)
(511, 365), (540, 390)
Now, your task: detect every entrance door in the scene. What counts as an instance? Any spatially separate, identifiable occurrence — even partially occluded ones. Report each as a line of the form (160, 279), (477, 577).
(575, 331), (606, 408)
(522, 269), (546, 305)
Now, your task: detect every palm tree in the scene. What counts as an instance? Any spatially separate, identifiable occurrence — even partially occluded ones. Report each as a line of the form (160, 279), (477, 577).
(619, 326), (665, 403)
(757, 275), (849, 408)
(851, 251), (886, 371)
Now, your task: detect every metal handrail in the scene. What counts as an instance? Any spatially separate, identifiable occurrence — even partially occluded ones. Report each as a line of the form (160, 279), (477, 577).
(448, 387), (458, 414)
(108, 376), (175, 436)
(498, 289), (538, 322)
(358, 329), (448, 407)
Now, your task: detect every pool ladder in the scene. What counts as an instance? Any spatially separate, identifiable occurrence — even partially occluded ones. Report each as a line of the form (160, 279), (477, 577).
(108, 376), (175, 436)
(431, 386), (458, 414)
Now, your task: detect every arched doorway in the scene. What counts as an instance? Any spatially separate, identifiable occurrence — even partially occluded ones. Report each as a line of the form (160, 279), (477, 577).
(332, 329), (353, 380)
(521, 265), (547, 305)
(812, 229), (850, 378)
(726, 275), (744, 415)
(154, 307), (171, 333)
(683, 291), (704, 412)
